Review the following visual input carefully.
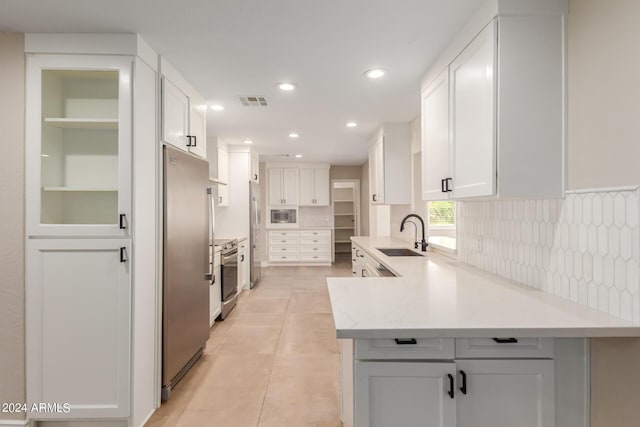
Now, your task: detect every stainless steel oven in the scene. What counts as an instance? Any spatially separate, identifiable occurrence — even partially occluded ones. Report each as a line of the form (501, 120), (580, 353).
(216, 239), (238, 319)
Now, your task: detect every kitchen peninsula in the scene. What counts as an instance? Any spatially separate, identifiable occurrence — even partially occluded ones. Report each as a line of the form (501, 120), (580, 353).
(328, 236), (640, 427)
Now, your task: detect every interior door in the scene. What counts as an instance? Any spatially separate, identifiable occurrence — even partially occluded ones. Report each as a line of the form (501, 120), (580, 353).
(450, 20), (497, 199)
(422, 68), (451, 201)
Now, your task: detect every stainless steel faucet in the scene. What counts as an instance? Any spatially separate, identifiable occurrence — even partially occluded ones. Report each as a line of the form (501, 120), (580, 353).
(400, 214), (428, 252)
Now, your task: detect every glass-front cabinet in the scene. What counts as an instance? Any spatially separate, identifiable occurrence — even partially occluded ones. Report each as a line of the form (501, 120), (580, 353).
(26, 55), (132, 236)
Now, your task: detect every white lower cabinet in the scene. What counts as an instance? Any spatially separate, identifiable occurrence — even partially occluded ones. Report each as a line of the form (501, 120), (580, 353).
(268, 229), (331, 263)
(26, 239), (131, 419)
(456, 360), (555, 427)
(210, 250), (221, 326)
(347, 338), (555, 427)
(355, 361), (456, 427)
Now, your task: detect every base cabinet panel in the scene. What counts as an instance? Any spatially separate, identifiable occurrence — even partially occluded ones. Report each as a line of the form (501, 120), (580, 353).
(456, 360), (555, 427)
(355, 361), (456, 427)
(27, 239), (131, 419)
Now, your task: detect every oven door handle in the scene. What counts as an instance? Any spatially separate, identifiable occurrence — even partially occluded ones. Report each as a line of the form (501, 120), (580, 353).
(221, 250), (239, 265)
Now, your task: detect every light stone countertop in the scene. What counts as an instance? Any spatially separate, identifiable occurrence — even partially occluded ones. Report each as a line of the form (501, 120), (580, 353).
(326, 236), (640, 339)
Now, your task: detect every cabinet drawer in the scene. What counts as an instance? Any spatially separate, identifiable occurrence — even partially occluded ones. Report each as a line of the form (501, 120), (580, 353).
(300, 230), (331, 238)
(299, 245), (330, 253)
(355, 338), (454, 360)
(268, 230), (299, 238)
(270, 253), (299, 262)
(300, 236), (330, 245)
(269, 245), (298, 254)
(269, 237), (299, 245)
(300, 253), (330, 262)
(455, 338), (554, 358)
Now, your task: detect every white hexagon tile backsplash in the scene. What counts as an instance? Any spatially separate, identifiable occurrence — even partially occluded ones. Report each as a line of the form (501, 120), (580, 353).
(457, 188), (640, 322)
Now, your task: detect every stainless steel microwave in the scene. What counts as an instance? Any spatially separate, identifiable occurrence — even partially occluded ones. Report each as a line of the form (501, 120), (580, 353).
(270, 208), (297, 224)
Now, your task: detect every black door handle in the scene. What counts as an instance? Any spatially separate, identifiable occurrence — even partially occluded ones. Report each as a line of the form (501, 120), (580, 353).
(120, 247), (126, 263)
(447, 374), (454, 399)
(441, 179), (446, 193)
(394, 338), (417, 345)
(119, 213), (127, 229)
(459, 370), (467, 395)
(492, 338), (518, 344)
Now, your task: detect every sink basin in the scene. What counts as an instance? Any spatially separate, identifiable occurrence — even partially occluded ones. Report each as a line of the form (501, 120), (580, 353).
(377, 248), (424, 257)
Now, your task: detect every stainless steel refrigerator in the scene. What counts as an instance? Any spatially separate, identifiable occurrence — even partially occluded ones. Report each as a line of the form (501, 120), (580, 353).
(162, 145), (211, 400)
(249, 181), (261, 288)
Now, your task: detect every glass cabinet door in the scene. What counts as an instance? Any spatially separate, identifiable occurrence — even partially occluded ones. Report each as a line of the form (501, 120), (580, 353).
(27, 55), (132, 237)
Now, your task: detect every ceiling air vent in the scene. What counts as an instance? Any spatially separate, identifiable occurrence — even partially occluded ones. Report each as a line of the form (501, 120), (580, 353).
(238, 96), (268, 107)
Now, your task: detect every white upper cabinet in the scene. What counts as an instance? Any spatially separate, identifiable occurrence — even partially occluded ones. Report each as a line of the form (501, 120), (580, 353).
(250, 151), (260, 183)
(268, 167), (299, 206)
(217, 145), (229, 206)
(450, 20), (497, 199)
(299, 167), (330, 206)
(421, 7), (566, 200)
(187, 93), (207, 159)
(160, 58), (207, 159)
(162, 79), (189, 151)
(368, 124), (411, 205)
(422, 68), (452, 201)
(26, 54), (133, 237)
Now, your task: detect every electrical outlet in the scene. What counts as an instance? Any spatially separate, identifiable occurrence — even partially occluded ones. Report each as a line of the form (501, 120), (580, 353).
(476, 235), (484, 253)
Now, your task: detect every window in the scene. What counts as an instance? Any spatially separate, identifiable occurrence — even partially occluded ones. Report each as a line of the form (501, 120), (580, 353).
(428, 201), (456, 228)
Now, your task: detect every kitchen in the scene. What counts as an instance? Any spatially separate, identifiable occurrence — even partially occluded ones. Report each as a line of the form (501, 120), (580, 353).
(0, 0), (640, 426)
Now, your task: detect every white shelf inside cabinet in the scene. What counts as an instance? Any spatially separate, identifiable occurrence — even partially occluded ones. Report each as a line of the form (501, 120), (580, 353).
(44, 117), (119, 129)
(42, 187), (118, 192)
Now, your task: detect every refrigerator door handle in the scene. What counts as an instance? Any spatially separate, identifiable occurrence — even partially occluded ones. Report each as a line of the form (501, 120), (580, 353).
(205, 187), (214, 281)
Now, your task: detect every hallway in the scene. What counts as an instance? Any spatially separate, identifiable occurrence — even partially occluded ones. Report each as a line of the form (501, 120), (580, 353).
(147, 257), (351, 426)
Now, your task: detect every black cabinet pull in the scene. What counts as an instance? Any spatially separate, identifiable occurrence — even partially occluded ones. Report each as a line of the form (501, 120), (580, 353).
(459, 370), (467, 395)
(186, 135), (193, 146)
(120, 247), (126, 263)
(218, 196), (223, 204)
(119, 213), (127, 229)
(447, 374), (454, 399)
(254, 174), (258, 180)
(446, 177), (453, 192)
(372, 194), (377, 202)
(394, 338), (417, 345)
(492, 338), (518, 344)
(240, 254), (245, 262)
(441, 179), (446, 193)
(191, 135), (197, 147)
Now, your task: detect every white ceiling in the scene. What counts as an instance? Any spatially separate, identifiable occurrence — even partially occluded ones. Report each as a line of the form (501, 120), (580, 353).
(0, 0), (483, 165)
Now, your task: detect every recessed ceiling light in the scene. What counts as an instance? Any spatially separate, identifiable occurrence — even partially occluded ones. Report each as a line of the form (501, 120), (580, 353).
(277, 82), (297, 91)
(346, 122), (358, 128)
(244, 140), (254, 144)
(210, 104), (224, 111)
(295, 154), (303, 158)
(364, 68), (385, 79)
(289, 133), (299, 139)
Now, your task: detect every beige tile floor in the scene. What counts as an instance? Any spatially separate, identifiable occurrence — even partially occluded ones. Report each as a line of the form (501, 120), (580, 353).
(146, 255), (352, 427)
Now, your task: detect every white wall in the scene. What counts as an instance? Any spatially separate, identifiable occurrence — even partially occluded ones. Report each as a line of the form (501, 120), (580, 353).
(568, 0), (640, 190)
(0, 32), (26, 423)
(566, 0), (640, 425)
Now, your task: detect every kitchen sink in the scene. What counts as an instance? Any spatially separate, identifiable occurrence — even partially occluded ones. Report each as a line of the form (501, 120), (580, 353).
(377, 248), (424, 257)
